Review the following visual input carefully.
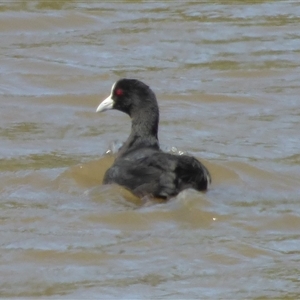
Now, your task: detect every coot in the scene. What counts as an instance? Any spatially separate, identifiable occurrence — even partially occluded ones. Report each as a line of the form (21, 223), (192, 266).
(96, 79), (211, 199)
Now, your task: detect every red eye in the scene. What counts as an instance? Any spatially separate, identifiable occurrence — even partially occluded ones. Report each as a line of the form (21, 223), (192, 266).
(115, 88), (123, 96)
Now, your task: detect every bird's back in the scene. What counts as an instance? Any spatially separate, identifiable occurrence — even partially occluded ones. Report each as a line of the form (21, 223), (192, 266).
(103, 149), (210, 199)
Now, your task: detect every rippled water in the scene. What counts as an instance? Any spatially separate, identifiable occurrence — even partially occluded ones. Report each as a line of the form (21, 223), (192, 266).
(1, 1), (300, 298)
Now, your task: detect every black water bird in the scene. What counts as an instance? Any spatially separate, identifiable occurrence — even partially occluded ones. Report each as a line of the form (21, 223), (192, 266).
(96, 79), (211, 199)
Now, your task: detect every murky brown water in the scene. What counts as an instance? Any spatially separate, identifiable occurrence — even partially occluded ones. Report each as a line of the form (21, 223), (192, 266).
(1, 1), (300, 298)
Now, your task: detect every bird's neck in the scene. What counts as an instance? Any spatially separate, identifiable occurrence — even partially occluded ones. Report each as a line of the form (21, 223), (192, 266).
(117, 112), (159, 158)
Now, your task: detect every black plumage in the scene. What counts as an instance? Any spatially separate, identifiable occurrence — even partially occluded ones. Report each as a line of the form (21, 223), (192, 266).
(96, 78), (211, 199)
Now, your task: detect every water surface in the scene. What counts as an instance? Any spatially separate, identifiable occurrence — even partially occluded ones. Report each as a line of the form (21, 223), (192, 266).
(1, 1), (300, 298)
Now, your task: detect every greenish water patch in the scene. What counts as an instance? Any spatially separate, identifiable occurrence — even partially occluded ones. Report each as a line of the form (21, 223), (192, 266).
(186, 60), (241, 71)
(0, 152), (86, 171)
(0, 0), (73, 11)
(279, 154), (300, 165)
(0, 122), (44, 140)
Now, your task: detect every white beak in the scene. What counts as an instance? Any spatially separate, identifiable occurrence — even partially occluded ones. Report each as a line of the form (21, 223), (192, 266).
(96, 95), (114, 113)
